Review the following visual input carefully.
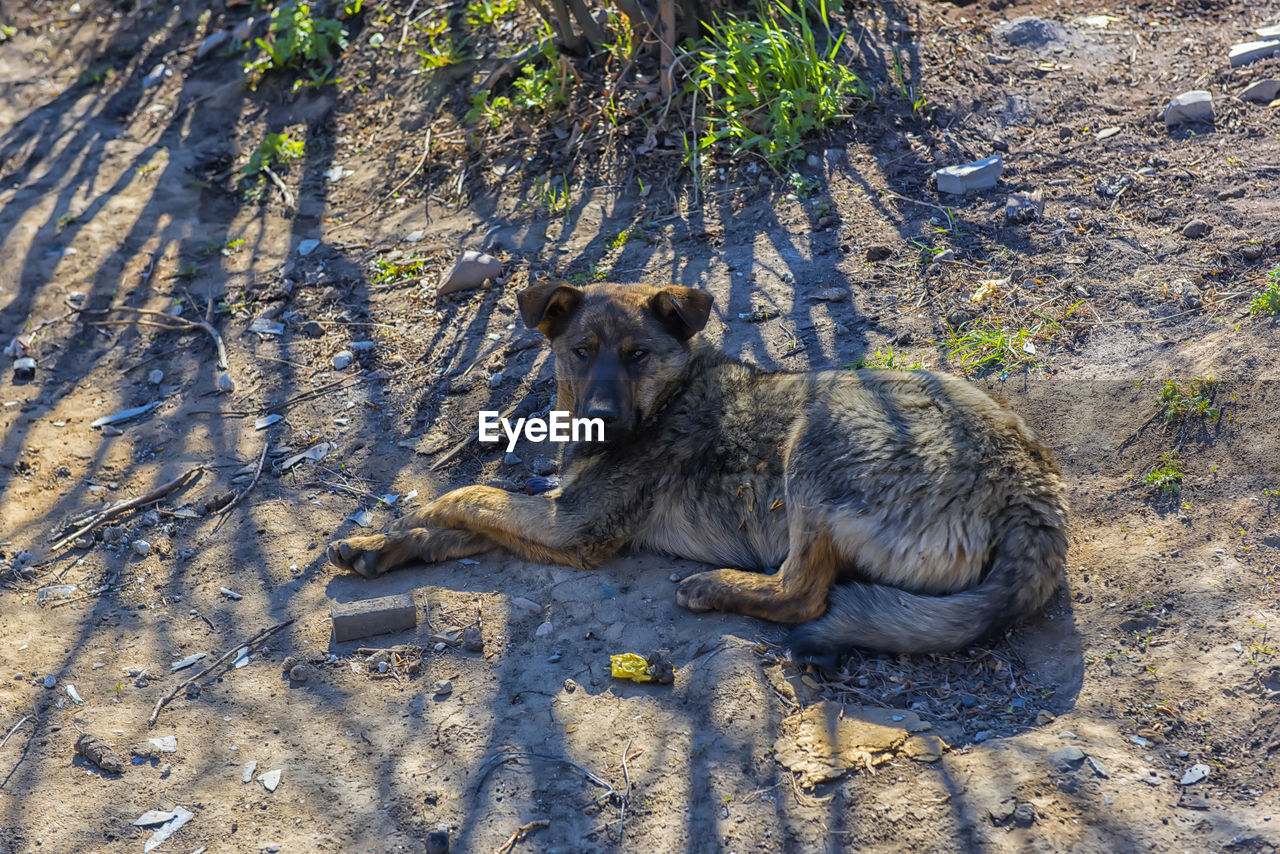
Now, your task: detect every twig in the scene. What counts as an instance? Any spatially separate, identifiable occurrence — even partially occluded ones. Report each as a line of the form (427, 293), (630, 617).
(260, 164), (295, 209)
(337, 130), (432, 229)
(397, 0), (419, 49)
(50, 466), (204, 552)
(0, 714), (39, 792)
(618, 737), (634, 836)
(475, 748), (613, 798)
(493, 820), (550, 854)
(148, 619), (295, 727)
(212, 441), (269, 533)
(882, 191), (956, 232)
(0, 716), (35, 751)
(70, 302), (230, 372)
(50, 584), (120, 609)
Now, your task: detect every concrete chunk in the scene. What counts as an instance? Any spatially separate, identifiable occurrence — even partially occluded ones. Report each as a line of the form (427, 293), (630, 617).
(1240, 79), (1280, 104)
(331, 593), (417, 643)
(1229, 40), (1280, 67)
(934, 155), (1004, 195)
(1165, 90), (1213, 127)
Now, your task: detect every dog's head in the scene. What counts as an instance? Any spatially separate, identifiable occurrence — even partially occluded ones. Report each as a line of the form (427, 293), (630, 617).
(517, 282), (714, 441)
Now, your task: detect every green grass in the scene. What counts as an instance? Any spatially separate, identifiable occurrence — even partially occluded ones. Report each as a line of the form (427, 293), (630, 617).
(688, 0), (868, 167)
(849, 346), (926, 370)
(465, 0), (517, 26)
(1249, 269), (1280, 317)
(1158, 377), (1219, 422)
(532, 175), (570, 214)
(1143, 452), (1184, 495)
(942, 319), (1047, 374)
(372, 257), (427, 283)
(417, 19), (470, 69)
(245, 2), (349, 83)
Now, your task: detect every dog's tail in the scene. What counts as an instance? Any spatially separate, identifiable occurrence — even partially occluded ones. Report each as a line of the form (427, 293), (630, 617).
(785, 512), (1068, 660)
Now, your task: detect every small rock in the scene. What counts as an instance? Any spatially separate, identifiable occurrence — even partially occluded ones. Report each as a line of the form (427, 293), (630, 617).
(1240, 79), (1280, 104)
(12, 357), (36, 380)
(433, 679), (453, 697)
(931, 249), (956, 265)
(439, 251), (502, 296)
(1087, 756), (1110, 778)
(242, 760), (257, 783)
(996, 16), (1068, 48)
(1067, 207), (1083, 222)
(196, 28), (230, 60)
(1048, 746), (1086, 771)
(220, 587), (242, 600)
(548, 652), (562, 663)
(535, 620), (553, 637)
(232, 16), (256, 40)
(668, 573), (681, 583)
(511, 596), (542, 614)
(812, 287), (848, 302)
(288, 664), (310, 682)
(865, 244), (892, 262)
(1165, 90), (1214, 127)
(1095, 126), (1121, 140)
(462, 626), (484, 652)
(258, 768), (282, 792)
(934, 155), (1004, 195)
(1182, 219), (1210, 239)
(1006, 188), (1044, 223)
(426, 826), (450, 854)
(141, 63), (171, 88)
(1012, 803), (1036, 827)
(148, 369), (164, 385)
(1242, 244), (1265, 261)
(1035, 710), (1055, 725)
(301, 320), (326, 338)
(988, 799), (1017, 823)
(488, 372), (504, 389)
(1130, 735), (1150, 748)
(147, 736), (178, 754)
(297, 238), (321, 256)
(43, 674), (56, 689)
(1229, 39), (1280, 68)
(1180, 763), (1210, 785)
(133, 540), (151, 556)
(332, 350), (354, 370)
(217, 372), (235, 393)
(531, 456), (557, 476)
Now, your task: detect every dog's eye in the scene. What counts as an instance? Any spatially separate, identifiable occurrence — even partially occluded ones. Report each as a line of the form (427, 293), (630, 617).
(573, 347), (590, 360)
(630, 349), (649, 362)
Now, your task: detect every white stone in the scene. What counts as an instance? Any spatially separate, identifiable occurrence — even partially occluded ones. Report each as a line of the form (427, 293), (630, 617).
(1164, 91), (1213, 127)
(1229, 40), (1280, 67)
(934, 155), (1004, 195)
(1241, 79), (1280, 103)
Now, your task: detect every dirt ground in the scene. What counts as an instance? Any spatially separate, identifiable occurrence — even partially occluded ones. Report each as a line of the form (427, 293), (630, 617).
(1, 0), (1279, 851)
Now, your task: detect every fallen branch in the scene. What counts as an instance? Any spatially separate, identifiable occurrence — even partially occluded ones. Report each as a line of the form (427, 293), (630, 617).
(69, 302), (230, 372)
(211, 441), (269, 533)
(494, 820), (550, 854)
(148, 619), (294, 727)
(0, 714), (39, 793)
(50, 466), (204, 552)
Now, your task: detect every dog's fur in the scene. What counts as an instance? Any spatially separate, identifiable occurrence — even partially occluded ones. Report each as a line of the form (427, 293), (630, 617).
(327, 282), (1069, 657)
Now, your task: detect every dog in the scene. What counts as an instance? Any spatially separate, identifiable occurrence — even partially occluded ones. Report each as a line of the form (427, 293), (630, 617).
(327, 281), (1069, 658)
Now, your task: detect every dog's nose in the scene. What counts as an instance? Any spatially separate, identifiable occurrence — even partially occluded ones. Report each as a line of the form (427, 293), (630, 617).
(584, 404), (619, 424)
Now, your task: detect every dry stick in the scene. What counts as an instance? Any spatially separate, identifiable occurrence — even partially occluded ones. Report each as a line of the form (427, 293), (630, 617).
(0, 716), (35, 751)
(212, 441), (269, 533)
(148, 619), (295, 727)
(494, 820), (550, 854)
(260, 164), (295, 209)
(337, 130), (433, 230)
(50, 466), (204, 552)
(71, 303), (229, 372)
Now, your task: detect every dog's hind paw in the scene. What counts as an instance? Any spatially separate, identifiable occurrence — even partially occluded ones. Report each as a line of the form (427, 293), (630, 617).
(326, 536), (388, 578)
(674, 571), (725, 613)
(783, 627), (843, 673)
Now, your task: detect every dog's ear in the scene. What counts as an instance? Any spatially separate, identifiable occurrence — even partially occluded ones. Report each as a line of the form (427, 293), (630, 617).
(517, 282), (585, 339)
(648, 287), (714, 341)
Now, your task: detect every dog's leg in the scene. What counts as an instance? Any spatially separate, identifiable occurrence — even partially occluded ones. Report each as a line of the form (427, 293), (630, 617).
(419, 484), (621, 569)
(675, 512), (839, 624)
(327, 527), (492, 578)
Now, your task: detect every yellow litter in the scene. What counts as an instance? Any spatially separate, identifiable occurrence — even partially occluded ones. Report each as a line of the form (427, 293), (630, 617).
(610, 653), (654, 682)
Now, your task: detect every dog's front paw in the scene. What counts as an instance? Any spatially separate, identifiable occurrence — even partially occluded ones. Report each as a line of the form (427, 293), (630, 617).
(326, 535), (390, 578)
(675, 571), (727, 613)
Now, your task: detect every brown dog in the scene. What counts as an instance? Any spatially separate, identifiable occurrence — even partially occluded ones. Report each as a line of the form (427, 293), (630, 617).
(328, 282), (1069, 658)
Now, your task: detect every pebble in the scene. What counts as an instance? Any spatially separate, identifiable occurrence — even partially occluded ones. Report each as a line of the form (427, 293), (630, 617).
(1012, 803), (1036, 827)
(258, 768), (282, 792)
(531, 457), (557, 476)
(1182, 219), (1210, 238)
(668, 573), (681, 583)
(1180, 763), (1210, 785)
(488, 372), (504, 389)
(217, 372), (235, 393)
(548, 652), (562, 663)
(503, 451), (522, 466)
(148, 736), (178, 754)
(1229, 39), (1280, 67)
(242, 760), (257, 783)
(141, 63), (171, 88)
(426, 827), (450, 854)
(462, 626), (484, 652)
(220, 587), (242, 600)
(439, 251), (502, 295)
(332, 350), (354, 370)
(148, 369), (164, 385)
(297, 238), (320, 256)
(812, 287), (847, 302)
(433, 679), (453, 697)
(196, 28), (230, 60)
(535, 620), (553, 637)
(511, 596), (542, 614)
(133, 540), (151, 556)
(377, 661), (389, 674)
(43, 675), (56, 688)
(1048, 746), (1086, 771)
(1164, 90), (1214, 127)
(288, 664), (310, 682)
(1088, 756), (1110, 778)
(934, 155), (1003, 195)
(865, 244), (892, 262)
(931, 249), (956, 265)
(1067, 207), (1083, 222)
(1240, 79), (1280, 103)
(1005, 189), (1043, 223)
(433, 642), (447, 653)
(301, 320), (326, 338)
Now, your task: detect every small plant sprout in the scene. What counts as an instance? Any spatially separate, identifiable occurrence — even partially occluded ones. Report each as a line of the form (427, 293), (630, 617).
(1143, 452), (1184, 495)
(1249, 267), (1280, 317)
(1158, 377), (1220, 422)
